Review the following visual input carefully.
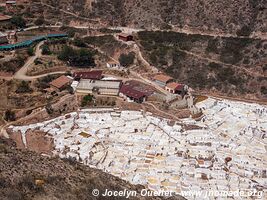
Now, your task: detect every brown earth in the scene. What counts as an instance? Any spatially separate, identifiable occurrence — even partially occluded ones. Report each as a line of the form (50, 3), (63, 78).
(0, 137), (185, 200)
(25, 0), (266, 36)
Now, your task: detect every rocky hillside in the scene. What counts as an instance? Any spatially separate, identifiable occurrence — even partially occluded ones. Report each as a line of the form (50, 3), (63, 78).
(13, 0), (266, 100)
(0, 138), (185, 200)
(37, 0), (267, 35)
(137, 31), (267, 100)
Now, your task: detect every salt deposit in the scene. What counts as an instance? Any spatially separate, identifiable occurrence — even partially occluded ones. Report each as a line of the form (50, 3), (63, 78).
(9, 98), (267, 199)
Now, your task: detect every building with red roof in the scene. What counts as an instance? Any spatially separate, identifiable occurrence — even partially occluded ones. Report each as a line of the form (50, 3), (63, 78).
(49, 75), (72, 91)
(153, 74), (173, 87)
(73, 70), (103, 80)
(120, 84), (147, 103)
(165, 82), (184, 94)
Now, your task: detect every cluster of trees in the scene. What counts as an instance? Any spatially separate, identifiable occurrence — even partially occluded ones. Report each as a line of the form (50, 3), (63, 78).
(42, 44), (51, 55)
(11, 16), (26, 28)
(81, 94), (94, 107)
(236, 25), (252, 37)
(15, 81), (33, 93)
(36, 75), (57, 90)
(58, 46), (95, 67)
(0, 56), (26, 73)
(119, 52), (135, 67)
(138, 31), (207, 52)
(73, 38), (86, 48)
(84, 35), (119, 47)
(98, 28), (122, 34)
(59, 26), (78, 38)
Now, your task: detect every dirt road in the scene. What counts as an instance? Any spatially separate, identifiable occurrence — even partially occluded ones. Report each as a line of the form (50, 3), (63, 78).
(13, 41), (66, 81)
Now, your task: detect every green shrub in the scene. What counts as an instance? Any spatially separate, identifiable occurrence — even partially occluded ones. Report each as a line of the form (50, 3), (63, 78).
(27, 47), (34, 56)
(42, 44), (51, 55)
(119, 52), (135, 67)
(81, 94), (94, 107)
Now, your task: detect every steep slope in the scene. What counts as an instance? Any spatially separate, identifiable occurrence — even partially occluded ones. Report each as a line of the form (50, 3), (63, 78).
(137, 31), (267, 100)
(38, 0), (267, 35)
(0, 138), (185, 200)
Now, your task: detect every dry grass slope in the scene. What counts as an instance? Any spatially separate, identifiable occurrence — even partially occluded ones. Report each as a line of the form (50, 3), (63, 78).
(0, 138), (185, 200)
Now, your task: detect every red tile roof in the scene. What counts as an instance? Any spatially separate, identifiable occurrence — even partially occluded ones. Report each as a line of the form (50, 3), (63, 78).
(73, 70), (103, 80)
(50, 75), (72, 89)
(154, 74), (173, 83)
(120, 85), (146, 99)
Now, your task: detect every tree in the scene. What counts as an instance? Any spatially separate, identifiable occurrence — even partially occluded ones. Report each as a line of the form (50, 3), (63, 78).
(34, 58), (42, 65)
(4, 110), (16, 121)
(42, 44), (51, 55)
(11, 16), (26, 28)
(119, 52), (135, 67)
(27, 47), (34, 56)
(45, 103), (54, 115)
(81, 94), (94, 107)
(34, 17), (45, 26)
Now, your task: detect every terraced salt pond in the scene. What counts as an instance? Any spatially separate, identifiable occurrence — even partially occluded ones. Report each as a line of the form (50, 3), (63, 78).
(10, 98), (267, 199)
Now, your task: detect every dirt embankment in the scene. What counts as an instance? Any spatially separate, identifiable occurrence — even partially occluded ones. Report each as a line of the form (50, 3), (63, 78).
(0, 137), (185, 200)
(8, 130), (54, 155)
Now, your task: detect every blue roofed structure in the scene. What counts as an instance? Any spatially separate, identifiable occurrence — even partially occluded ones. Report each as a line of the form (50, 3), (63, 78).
(0, 33), (68, 51)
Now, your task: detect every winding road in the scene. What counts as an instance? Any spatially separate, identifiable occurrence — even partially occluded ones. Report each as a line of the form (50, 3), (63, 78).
(13, 41), (66, 80)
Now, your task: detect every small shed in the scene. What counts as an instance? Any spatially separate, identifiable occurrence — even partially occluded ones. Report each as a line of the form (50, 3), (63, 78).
(106, 61), (121, 69)
(6, 0), (17, 6)
(118, 33), (134, 42)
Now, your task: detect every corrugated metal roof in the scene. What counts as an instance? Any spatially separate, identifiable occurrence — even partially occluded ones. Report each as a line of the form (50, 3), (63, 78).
(73, 70), (103, 80)
(77, 79), (121, 90)
(120, 84), (146, 99)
